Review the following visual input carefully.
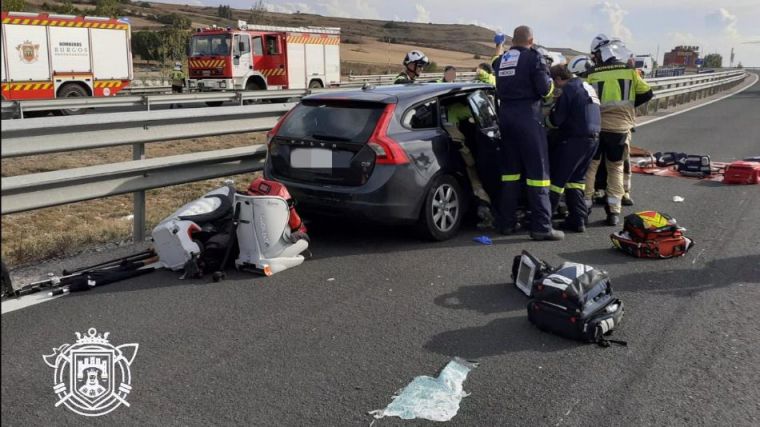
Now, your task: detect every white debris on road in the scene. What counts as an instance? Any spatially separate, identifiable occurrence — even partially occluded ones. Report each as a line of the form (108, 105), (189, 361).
(369, 358), (478, 422)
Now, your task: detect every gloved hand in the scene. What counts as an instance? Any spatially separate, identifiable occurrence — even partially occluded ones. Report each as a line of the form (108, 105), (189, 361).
(494, 32), (506, 46)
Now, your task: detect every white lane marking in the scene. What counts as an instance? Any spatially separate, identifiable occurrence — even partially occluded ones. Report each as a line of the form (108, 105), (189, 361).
(2, 292), (64, 315)
(638, 73), (759, 128)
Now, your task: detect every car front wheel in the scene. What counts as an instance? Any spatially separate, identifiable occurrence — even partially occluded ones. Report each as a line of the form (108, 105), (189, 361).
(418, 174), (463, 241)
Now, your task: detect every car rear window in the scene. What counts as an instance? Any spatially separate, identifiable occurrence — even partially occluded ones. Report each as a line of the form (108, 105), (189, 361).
(277, 101), (386, 143)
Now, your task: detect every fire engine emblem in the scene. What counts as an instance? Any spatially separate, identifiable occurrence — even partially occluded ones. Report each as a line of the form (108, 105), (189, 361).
(16, 40), (40, 64)
(43, 328), (138, 417)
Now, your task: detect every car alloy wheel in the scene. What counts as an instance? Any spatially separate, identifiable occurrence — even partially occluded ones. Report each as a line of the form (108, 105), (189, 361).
(431, 183), (459, 233)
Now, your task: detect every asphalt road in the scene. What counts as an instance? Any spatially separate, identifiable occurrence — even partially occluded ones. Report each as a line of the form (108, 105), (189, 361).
(2, 77), (759, 426)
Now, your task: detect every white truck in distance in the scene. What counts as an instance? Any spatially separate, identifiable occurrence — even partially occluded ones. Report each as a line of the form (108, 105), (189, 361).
(635, 55), (655, 77)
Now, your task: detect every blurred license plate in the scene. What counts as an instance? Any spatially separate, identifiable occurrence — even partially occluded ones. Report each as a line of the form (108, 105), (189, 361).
(291, 148), (332, 168)
(202, 70), (210, 76)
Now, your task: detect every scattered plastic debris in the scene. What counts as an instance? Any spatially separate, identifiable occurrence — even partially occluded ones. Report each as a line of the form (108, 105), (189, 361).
(673, 196), (685, 203)
(120, 214), (134, 221)
(327, 278), (335, 282)
(473, 236), (493, 245)
(369, 358), (478, 422)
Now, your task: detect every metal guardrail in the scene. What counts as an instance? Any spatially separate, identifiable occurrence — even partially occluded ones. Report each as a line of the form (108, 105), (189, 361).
(1, 70), (749, 242)
(1, 105), (288, 240)
(640, 70), (746, 115)
(3, 70), (742, 118)
(347, 71), (479, 83)
(2, 103), (293, 158)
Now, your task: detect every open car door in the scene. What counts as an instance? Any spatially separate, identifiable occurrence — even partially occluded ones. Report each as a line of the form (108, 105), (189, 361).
(465, 89), (503, 201)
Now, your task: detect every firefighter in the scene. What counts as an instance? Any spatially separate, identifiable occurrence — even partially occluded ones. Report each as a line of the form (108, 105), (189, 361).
(544, 63), (601, 232)
(475, 63), (496, 85)
(169, 62), (185, 109)
(171, 62), (185, 94)
(394, 50), (430, 84)
(583, 34), (653, 226)
(443, 101), (495, 228)
(492, 25), (564, 241)
(437, 65), (457, 83)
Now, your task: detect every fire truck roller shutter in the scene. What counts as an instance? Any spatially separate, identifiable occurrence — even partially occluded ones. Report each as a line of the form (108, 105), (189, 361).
(91, 28), (130, 80)
(287, 41), (306, 89)
(49, 26), (91, 74)
(4, 24), (51, 81)
(325, 43), (340, 85)
(305, 42), (325, 85)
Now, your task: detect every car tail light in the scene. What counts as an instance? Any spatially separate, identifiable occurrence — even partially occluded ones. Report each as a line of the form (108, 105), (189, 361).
(266, 108), (295, 147)
(367, 104), (409, 165)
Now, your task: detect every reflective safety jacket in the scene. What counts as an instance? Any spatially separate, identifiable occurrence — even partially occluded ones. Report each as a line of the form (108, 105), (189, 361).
(585, 62), (653, 132)
(394, 72), (414, 84)
(476, 69), (496, 85)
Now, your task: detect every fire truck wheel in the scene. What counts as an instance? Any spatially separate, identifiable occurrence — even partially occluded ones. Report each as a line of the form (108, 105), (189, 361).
(56, 84), (89, 115)
(308, 80), (324, 89)
(243, 81), (267, 105)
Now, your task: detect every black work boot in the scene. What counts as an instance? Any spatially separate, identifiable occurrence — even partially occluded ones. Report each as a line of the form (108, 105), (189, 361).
(622, 193), (634, 206)
(606, 213), (620, 226)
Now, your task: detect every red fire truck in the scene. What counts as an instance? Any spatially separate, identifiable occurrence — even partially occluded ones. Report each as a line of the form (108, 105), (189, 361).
(187, 21), (340, 93)
(1, 11), (133, 110)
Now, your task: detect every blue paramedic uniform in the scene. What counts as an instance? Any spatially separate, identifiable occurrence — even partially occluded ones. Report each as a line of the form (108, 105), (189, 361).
(545, 77), (602, 228)
(492, 46), (554, 233)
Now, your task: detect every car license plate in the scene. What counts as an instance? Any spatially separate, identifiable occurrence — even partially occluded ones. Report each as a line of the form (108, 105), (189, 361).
(291, 148), (332, 168)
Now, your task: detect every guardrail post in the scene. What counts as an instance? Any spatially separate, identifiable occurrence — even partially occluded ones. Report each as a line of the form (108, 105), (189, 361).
(133, 143), (146, 243)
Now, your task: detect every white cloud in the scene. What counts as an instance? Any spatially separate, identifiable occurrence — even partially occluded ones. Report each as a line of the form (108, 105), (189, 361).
(595, 1), (633, 41)
(667, 31), (699, 46)
(414, 4), (430, 23)
(265, 2), (314, 14)
(705, 8), (739, 39)
(312, 0), (380, 19)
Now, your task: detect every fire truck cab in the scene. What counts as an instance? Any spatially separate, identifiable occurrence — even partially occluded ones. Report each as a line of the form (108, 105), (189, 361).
(187, 21), (340, 93)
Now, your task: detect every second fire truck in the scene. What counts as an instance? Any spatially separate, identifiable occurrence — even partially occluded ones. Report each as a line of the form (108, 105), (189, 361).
(187, 21), (341, 93)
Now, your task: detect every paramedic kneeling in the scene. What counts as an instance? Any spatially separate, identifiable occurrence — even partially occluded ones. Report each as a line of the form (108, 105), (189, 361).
(545, 64), (601, 232)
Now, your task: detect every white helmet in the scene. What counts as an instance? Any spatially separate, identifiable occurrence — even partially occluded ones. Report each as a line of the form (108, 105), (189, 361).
(591, 34), (632, 63)
(590, 34), (610, 54)
(403, 50), (430, 67)
(569, 56), (593, 76)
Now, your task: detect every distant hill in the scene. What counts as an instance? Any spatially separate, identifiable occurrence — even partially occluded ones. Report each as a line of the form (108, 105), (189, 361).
(22, 0), (584, 75)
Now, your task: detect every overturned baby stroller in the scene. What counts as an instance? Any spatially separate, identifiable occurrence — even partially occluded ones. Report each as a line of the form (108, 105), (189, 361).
(151, 179), (309, 279)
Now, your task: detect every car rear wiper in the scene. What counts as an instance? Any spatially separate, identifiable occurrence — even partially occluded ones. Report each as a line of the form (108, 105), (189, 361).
(311, 134), (352, 142)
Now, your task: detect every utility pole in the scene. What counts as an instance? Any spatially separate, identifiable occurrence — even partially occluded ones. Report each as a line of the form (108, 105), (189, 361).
(656, 44), (660, 64)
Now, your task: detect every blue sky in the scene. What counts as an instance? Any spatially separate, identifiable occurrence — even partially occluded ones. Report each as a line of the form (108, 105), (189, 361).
(156, 0), (760, 66)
